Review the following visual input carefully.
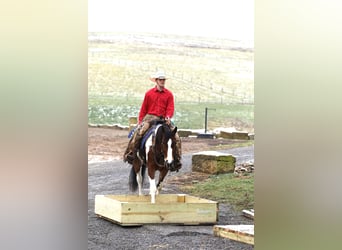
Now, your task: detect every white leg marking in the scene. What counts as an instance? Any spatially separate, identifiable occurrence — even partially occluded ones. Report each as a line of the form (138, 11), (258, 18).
(136, 168), (143, 195)
(149, 177), (157, 204)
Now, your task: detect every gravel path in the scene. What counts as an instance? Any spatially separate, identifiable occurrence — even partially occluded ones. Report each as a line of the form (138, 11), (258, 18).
(88, 146), (254, 249)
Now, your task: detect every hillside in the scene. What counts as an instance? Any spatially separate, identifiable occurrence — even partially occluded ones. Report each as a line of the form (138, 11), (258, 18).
(88, 32), (254, 131)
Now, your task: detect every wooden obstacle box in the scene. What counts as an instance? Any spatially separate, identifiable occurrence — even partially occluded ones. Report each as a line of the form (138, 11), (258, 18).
(95, 194), (218, 226)
(213, 225), (254, 245)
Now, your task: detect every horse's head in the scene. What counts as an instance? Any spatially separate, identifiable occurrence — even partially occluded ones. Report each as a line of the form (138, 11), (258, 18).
(156, 124), (177, 170)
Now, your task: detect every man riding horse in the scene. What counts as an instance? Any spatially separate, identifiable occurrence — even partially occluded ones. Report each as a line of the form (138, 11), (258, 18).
(123, 71), (182, 171)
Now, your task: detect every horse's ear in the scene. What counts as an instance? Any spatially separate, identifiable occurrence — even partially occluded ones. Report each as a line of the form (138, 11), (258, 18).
(172, 127), (177, 135)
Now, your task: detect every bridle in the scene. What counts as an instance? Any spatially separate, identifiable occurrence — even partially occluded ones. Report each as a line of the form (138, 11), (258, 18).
(152, 124), (175, 170)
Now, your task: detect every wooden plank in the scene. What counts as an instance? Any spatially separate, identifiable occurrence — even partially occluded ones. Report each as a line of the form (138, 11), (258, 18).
(121, 202), (217, 224)
(242, 209), (254, 220)
(177, 194), (186, 203)
(94, 195), (123, 224)
(184, 194), (217, 204)
(213, 225), (254, 245)
(95, 194), (218, 226)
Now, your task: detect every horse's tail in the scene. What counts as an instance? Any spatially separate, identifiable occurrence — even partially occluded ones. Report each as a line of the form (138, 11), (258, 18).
(128, 164), (147, 192)
(129, 166), (138, 192)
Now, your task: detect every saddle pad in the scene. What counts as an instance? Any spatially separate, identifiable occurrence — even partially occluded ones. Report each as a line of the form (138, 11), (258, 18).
(128, 126), (137, 139)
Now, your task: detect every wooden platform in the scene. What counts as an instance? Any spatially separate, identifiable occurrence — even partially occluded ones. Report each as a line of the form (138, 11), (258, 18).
(95, 194), (218, 226)
(213, 225), (254, 245)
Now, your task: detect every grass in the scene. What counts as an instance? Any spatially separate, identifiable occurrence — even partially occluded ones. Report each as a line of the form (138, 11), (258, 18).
(88, 32), (253, 102)
(183, 173), (254, 211)
(88, 32), (254, 131)
(88, 95), (254, 130)
(209, 140), (254, 151)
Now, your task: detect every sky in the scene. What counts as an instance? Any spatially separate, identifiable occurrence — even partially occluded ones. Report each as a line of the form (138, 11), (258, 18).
(88, 0), (254, 41)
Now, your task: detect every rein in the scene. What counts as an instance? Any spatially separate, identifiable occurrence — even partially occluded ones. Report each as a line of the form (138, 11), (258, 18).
(153, 149), (165, 168)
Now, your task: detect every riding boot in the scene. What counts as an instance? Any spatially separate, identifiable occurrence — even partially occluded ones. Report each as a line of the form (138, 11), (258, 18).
(123, 146), (133, 164)
(123, 140), (132, 161)
(125, 133), (143, 164)
(173, 139), (182, 171)
(133, 133), (144, 160)
(123, 134), (137, 164)
(124, 121), (150, 164)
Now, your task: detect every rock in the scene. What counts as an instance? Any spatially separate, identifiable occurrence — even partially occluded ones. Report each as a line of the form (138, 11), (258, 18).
(234, 162), (254, 175)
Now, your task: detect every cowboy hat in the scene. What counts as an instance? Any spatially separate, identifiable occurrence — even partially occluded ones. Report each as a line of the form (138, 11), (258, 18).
(150, 71), (168, 82)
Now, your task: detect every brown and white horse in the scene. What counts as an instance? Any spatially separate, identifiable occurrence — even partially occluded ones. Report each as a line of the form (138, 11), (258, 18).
(129, 121), (177, 203)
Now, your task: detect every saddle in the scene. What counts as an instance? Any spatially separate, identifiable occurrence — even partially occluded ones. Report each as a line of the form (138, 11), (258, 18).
(139, 118), (165, 149)
(128, 118), (165, 139)
(140, 125), (158, 150)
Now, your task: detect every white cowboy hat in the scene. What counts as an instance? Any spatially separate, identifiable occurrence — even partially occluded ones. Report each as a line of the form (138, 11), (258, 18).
(150, 71), (168, 82)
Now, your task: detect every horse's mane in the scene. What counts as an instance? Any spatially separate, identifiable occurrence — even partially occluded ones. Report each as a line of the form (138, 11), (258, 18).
(155, 122), (172, 143)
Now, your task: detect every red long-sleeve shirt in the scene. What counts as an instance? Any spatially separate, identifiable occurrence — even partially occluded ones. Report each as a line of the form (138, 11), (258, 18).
(138, 86), (174, 123)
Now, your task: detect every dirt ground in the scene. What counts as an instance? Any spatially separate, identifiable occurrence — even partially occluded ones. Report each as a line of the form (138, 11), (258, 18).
(88, 127), (254, 249)
(88, 126), (251, 185)
(88, 127), (247, 163)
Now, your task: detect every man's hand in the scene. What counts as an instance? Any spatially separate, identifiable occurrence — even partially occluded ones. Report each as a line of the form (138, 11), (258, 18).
(165, 117), (171, 125)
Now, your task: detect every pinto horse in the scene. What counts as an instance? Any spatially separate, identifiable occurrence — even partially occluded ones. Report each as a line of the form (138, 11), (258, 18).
(129, 120), (177, 203)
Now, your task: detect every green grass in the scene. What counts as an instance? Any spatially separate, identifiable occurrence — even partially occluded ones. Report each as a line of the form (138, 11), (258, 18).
(88, 95), (254, 130)
(174, 102), (253, 129)
(183, 173), (254, 211)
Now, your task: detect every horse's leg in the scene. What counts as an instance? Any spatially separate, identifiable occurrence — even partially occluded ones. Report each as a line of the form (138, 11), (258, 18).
(157, 168), (169, 193)
(133, 158), (143, 196)
(136, 167), (143, 196)
(149, 177), (157, 203)
(147, 164), (157, 203)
